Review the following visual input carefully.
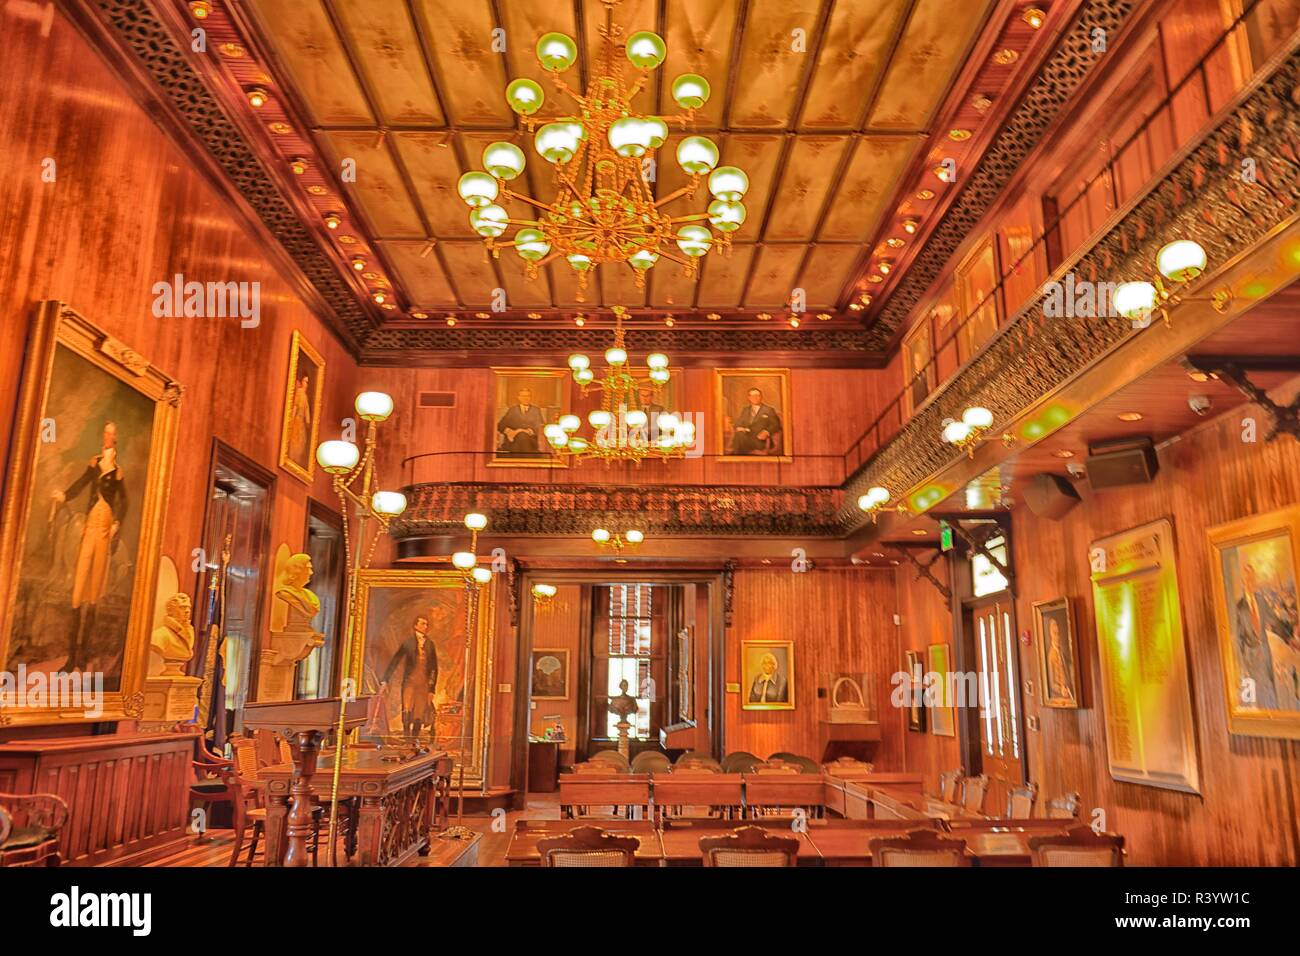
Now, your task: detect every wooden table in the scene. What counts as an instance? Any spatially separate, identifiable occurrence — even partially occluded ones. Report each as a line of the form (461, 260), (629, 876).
(866, 785), (935, 820)
(505, 820), (664, 866)
(260, 748), (446, 867)
(801, 819), (944, 866)
(944, 820), (1075, 866)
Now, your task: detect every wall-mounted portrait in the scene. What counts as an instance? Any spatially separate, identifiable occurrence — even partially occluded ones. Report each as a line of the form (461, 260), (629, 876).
(348, 569), (495, 788)
(1208, 506), (1300, 740)
(489, 368), (568, 468)
(530, 648), (570, 701)
(928, 642), (955, 737)
(741, 639), (794, 710)
(277, 330), (325, 484)
(905, 649), (927, 732)
(715, 368), (792, 462)
(1034, 597), (1081, 708)
(0, 303), (181, 726)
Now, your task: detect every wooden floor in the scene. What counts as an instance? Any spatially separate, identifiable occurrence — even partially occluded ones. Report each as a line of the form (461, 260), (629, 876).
(146, 794), (565, 867)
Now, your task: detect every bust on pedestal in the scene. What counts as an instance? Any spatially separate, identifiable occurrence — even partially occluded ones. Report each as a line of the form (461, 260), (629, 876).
(256, 547), (324, 702)
(142, 592), (202, 726)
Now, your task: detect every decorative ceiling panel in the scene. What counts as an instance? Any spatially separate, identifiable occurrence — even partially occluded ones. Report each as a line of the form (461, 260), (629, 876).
(330, 0), (444, 126)
(799, 0), (911, 131)
(318, 131), (425, 236)
(764, 135), (850, 241)
(817, 135), (922, 241)
(409, 0), (512, 126)
(728, 0), (824, 129)
(376, 240), (458, 306)
(745, 244), (805, 306)
(658, 0), (740, 129)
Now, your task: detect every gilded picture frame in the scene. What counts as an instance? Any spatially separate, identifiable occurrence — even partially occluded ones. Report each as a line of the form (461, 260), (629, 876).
(1207, 505), (1300, 740)
(927, 642), (956, 737)
(488, 367), (568, 469)
(0, 302), (181, 726)
(1034, 597), (1082, 709)
(904, 649), (926, 732)
(277, 330), (325, 484)
(530, 648), (570, 701)
(714, 368), (793, 463)
(741, 639), (794, 711)
(347, 569), (495, 789)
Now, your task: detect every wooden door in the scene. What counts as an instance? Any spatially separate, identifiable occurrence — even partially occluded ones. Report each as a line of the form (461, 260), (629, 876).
(972, 600), (1024, 815)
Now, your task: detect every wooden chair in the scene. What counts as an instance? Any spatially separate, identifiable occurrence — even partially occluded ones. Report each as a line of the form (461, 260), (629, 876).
(720, 752), (761, 773)
(753, 760), (799, 774)
(572, 760), (627, 774)
(960, 774), (990, 815)
(936, 769), (962, 803)
(589, 750), (632, 771)
(189, 737), (240, 844)
(674, 751), (722, 771)
(699, 825), (799, 867)
(767, 752), (820, 774)
(0, 793), (69, 867)
(1046, 791), (1082, 820)
(630, 751), (672, 774)
(870, 828), (969, 867)
(537, 825), (639, 867)
(1006, 782), (1038, 819)
(228, 735), (321, 866)
(1028, 825), (1125, 867)
(674, 758), (720, 773)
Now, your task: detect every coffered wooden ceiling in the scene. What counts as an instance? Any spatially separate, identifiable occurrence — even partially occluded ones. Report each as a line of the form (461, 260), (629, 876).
(170, 0), (1067, 352)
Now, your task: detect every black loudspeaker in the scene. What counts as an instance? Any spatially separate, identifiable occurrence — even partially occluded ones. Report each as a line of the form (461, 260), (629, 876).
(1023, 472), (1081, 520)
(1086, 436), (1159, 489)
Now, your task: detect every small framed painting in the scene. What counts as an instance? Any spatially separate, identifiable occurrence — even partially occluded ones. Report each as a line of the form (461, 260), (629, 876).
(905, 649), (926, 732)
(741, 639), (794, 710)
(715, 368), (792, 462)
(1034, 598), (1082, 708)
(530, 648), (570, 701)
(928, 642), (955, 737)
(489, 368), (568, 468)
(278, 331), (325, 484)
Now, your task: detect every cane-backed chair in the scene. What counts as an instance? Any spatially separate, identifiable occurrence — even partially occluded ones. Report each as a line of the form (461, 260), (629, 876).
(870, 828), (969, 867)
(699, 826), (799, 867)
(1046, 791), (1082, 820)
(720, 752), (762, 774)
(630, 751), (672, 774)
(935, 769), (962, 803)
(537, 825), (639, 867)
(960, 774), (991, 815)
(1006, 783), (1039, 819)
(0, 793), (69, 867)
(589, 750), (632, 771)
(1028, 826), (1125, 867)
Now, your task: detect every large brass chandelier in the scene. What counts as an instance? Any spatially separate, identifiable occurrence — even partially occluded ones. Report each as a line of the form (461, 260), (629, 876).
(455, 0), (749, 300)
(545, 306), (694, 465)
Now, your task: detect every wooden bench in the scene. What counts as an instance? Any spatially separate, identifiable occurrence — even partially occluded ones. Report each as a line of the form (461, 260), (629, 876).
(651, 772), (744, 824)
(558, 773), (652, 820)
(743, 773), (827, 819)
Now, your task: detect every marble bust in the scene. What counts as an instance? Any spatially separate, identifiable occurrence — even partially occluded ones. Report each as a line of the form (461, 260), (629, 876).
(149, 592), (195, 677)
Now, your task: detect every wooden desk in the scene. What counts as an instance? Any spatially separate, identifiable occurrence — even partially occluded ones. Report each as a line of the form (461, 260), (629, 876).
(742, 774), (827, 816)
(943, 820), (1074, 866)
(260, 748), (446, 867)
(802, 820), (944, 866)
(505, 820), (663, 866)
(868, 785), (939, 821)
(527, 741), (560, 793)
(558, 773), (652, 819)
(658, 819), (821, 866)
(650, 772), (744, 823)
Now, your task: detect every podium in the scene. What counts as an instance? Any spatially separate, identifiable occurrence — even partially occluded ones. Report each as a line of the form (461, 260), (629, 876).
(242, 697), (369, 867)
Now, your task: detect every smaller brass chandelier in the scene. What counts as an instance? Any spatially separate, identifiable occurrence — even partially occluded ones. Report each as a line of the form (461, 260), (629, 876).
(942, 406), (1016, 459)
(593, 527), (644, 552)
(857, 486), (909, 524)
(546, 306), (694, 465)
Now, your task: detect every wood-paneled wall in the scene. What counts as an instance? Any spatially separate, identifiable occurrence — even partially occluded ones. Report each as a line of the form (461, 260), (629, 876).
(0, 7), (371, 738)
(894, 408), (1300, 865)
(527, 586), (583, 756)
(724, 568), (902, 766)
(895, 555), (963, 784)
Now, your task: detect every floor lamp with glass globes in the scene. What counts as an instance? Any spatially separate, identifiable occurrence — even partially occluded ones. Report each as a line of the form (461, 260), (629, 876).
(443, 512), (492, 841)
(314, 390), (408, 867)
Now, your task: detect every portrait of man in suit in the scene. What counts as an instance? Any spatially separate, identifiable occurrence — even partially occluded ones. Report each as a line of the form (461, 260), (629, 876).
(717, 370), (791, 461)
(1229, 554), (1300, 712)
(380, 613), (439, 738)
(490, 370), (567, 466)
(496, 387), (546, 456)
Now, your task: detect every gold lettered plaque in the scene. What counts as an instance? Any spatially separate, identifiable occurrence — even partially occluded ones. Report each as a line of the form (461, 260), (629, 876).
(1089, 518), (1200, 793)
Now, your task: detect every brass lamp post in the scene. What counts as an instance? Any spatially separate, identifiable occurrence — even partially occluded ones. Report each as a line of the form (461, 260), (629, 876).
(442, 512), (492, 841)
(315, 390), (407, 867)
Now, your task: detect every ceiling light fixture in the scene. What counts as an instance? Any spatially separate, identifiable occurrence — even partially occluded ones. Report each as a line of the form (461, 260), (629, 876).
(941, 406), (1016, 458)
(1114, 239), (1225, 328)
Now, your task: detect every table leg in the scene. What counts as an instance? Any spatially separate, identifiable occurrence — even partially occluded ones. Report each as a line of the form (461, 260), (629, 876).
(264, 791), (288, 867)
(355, 795), (384, 867)
(418, 779), (435, 856)
(284, 730), (323, 867)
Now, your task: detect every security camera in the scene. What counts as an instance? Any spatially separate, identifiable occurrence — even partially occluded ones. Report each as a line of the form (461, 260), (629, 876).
(1188, 395), (1212, 417)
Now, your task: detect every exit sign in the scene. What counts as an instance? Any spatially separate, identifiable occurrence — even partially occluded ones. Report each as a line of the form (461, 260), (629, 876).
(940, 521), (954, 552)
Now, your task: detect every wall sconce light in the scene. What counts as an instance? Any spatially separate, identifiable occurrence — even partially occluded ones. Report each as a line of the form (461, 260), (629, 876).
(857, 486), (909, 524)
(941, 406), (1016, 458)
(1115, 239), (1226, 327)
(531, 583), (558, 609)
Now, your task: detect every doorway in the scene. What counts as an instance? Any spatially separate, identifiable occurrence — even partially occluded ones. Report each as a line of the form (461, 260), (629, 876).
(294, 499), (344, 699)
(970, 597), (1024, 815)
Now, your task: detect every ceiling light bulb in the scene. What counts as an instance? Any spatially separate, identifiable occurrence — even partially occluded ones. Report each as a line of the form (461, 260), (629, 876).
(568, 353), (590, 371)
(625, 31), (666, 70)
(628, 249), (659, 270)
(962, 406), (994, 429)
(707, 199), (746, 232)
(371, 491), (407, 517)
(506, 78), (545, 115)
(535, 123), (580, 164)
(649, 368), (670, 384)
(943, 421), (972, 444)
(625, 409), (648, 428)
(574, 368), (594, 385)
(676, 224), (713, 257)
(1156, 239), (1207, 282)
(566, 253), (593, 272)
(902, 218), (919, 234)
(469, 204), (509, 238)
(625, 530), (645, 544)
(589, 409), (612, 428)
(559, 414), (581, 432)
(514, 228), (550, 262)
(671, 73), (711, 110)
(592, 528), (611, 543)
(246, 88), (269, 108)
(657, 413), (680, 433)
(324, 213), (342, 229)
(646, 352), (669, 370)
(1114, 281), (1158, 320)
(536, 32), (578, 72)
(452, 551), (477, 570)
(677, 136), (720, 175)
(464, 512), (488, 531)
(605, 347), (628, 366)
(482, 142), (526, 180)
(457, 171), (499, 208)
(708, 166), (749, 202)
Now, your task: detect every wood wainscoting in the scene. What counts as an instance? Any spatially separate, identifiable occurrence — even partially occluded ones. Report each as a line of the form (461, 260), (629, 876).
(0, 732), (197, 866)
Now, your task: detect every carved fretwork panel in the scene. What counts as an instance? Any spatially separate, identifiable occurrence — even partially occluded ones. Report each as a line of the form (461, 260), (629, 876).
(839, 49), (1300, 531)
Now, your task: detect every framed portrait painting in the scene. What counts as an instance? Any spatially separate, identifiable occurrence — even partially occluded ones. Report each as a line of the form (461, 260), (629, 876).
(927, 642), (955, 737)
(1034, 598), (1081, 708)
(348, 569), (495, 789)
(1208, 506), (1300, 739)
(489, 368), (568, 468)
(277, 330), (325, 484)
(0, 303), (181, 726)
(715, 368), (792, 462)
(904, 649), (926, 732)
(530, 648), (569, 700)
(741, 639), (794, 710)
